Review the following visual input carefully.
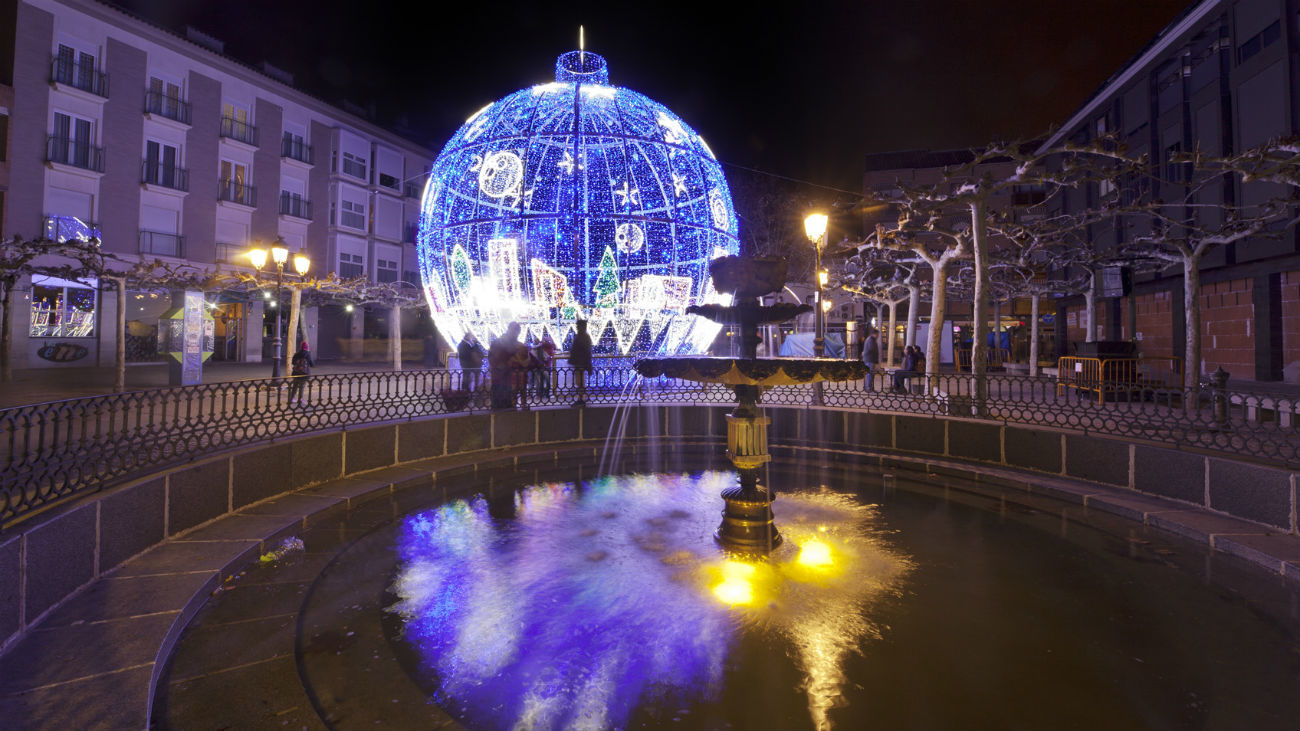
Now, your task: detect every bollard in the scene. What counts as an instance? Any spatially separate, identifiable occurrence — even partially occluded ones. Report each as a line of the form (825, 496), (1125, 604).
(1211, 367), (1230, 429)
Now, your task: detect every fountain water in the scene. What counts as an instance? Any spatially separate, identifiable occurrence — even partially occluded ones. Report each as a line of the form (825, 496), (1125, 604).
(636, 256), (866, 551)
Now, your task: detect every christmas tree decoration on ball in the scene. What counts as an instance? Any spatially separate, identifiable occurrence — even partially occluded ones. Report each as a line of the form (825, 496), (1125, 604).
(416, 43), (740, 355)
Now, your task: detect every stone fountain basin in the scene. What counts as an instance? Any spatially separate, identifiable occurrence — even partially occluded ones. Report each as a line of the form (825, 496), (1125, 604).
(635, 356), (867, 386)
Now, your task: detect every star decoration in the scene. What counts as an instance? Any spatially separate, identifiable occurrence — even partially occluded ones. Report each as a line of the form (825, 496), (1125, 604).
(558, 151), (574, 175)
(614, 180), (640, 207)
(671, 172), (687, 198)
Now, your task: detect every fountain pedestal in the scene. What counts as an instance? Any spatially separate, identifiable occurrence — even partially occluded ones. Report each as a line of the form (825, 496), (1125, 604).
(719, 384), (779, 549)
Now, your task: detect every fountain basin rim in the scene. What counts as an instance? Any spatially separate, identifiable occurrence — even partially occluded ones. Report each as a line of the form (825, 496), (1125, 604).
(634, 356), (867, 386)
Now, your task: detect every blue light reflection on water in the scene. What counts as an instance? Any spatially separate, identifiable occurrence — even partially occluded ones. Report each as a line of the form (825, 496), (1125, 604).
(388, 471), (910, 731)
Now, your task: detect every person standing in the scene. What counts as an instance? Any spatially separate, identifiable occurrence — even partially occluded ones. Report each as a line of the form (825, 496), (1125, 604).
(893, 345), (919, 393)
(533, 331), (556, 399)
(569, 319), (593, 407)
(488, 323), (523, 410)
(288, 341), (313, 405)
(861, 328), (880, 391)
(458, 331), (483, 395)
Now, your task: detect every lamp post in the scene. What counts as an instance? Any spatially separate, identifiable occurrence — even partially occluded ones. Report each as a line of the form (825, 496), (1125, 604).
(248, 237), (309, 380)
(804, 213), (829, 358)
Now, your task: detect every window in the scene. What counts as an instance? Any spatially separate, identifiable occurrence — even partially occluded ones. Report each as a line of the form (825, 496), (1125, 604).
(1164, 142), (1188, 183)
(53, 44), (104, 95)
(377, 258), (398, 283)
(0, 112), (8, 161)
(146, 76), (188, 123)
(339, 252), (364, 278)
(281, 130), (311, 163)
(1239, 20), (1282, 64)
(342, 151), (367, 179)
(219, 160), (253, 205)
(220, 102), (256, 145)
(378, 172), (399, 189)
(30, 277), (97, 338)
(49, 111), (99, 170)
(341, 197), (366, 230)
(279, 191), (311, 219)
(144, 140), (183, 189)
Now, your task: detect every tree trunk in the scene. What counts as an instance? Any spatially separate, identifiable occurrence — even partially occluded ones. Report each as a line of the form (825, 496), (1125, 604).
(926, 262), (949, 391)
(285, 286), (302, 376)
(114, 280), (125, 393)
(1084, 271), (1097, 343)
(390, 304), (402, 371)
(1029, 293), (1041, 378)
(906, 285), (919, 348)
(1184, 255), (1203, 390)
(885, 301), (898, 366)
(970, 201), (989, 413)
(0, 281), (12, 383)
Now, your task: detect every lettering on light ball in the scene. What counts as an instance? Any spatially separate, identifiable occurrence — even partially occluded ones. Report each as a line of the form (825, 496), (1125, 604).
(416, 49), (740, 356)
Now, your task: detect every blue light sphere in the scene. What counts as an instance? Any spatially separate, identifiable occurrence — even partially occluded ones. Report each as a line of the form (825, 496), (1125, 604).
(418, 50), (740, 355)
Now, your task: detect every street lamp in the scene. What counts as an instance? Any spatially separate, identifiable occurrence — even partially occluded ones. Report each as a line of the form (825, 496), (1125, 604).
(804, 213), (829, 357)
(248, 237), (310, 379)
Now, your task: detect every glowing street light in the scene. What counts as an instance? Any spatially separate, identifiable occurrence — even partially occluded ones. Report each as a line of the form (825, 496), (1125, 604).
(804, 213), (829, 358)
(248, 236), (310, 380)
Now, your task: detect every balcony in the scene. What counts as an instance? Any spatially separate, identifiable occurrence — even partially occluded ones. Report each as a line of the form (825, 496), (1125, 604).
(43, 215), (101, 243)
(142, 160), (189, 192)
(144, 90), (191, 125)
(139, 230), (185, 258)
(218, 179), (256, 207)
(403, 222), (419, 244)
(46, 136), (105, 172)
(403, 181), (423, 199)
(215, 242), (249, 265)
(281, 134), (313, 165)
(279, 192), (312, 220)
(50, 56), (108, 98)
(219, 116), (258, 146)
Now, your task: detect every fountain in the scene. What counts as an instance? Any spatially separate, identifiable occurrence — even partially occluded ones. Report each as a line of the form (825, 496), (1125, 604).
(635, 255), (866, 551)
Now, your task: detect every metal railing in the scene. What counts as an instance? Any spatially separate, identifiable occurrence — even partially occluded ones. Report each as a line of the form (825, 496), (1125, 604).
(138, 230), (185, 258)
(219, 116), (258, 146)
(2, 367), (1298, 528)
(279, 192), (312, 220)
(144, 90), (191, 124)
(50, 56), (108, 97)
(46, 136), (104, 172)
(141, 160), (189, 191)
(281, 134), (313, 164)
(218, 179), (256, 207)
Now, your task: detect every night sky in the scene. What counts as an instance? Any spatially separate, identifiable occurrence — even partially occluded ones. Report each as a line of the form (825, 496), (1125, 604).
(111, 0), (1189, 195)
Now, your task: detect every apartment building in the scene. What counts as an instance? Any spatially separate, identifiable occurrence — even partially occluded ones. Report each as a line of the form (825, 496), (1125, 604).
(0, 0), (433, 369)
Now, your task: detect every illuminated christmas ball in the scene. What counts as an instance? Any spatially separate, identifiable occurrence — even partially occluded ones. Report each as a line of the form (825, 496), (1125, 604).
(417, 50), (740, 355)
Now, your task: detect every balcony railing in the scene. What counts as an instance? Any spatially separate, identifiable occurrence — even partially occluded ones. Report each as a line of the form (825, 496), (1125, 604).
(215, 242), (249, 264)
(50, 56), (108, 97)
(218, 179), (257, 207)
(281, 134), (313, 164)
(144, 90), (191, 125)
(139, 230), (185, 258)
(43, 215), (101, 243)
(403, 223), (419, 244)
(46, 136), (105, 172)
(142, 160), (189, 191)
(279, 192), (312, 220)
(219, 116), (258, 146)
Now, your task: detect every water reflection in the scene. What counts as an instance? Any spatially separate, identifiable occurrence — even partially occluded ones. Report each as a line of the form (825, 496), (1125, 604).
(389, 471), (911, 730)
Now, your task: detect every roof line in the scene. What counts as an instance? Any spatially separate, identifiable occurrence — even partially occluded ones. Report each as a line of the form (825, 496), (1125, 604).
(1038, 0), (1221, 152)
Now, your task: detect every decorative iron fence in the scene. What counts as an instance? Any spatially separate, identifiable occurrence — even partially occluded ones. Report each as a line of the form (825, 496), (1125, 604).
(2, 367), (1298, 528)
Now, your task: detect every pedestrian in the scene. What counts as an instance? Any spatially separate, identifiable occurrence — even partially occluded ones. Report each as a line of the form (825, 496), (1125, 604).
(861, 327), (880, 391)
(488, 323), (523, 409)
(458, 331), (483, 395)
(569, 319), (593, 407)
(893, 345), (919, 393)
(533, 331), (555, 399)
(288, 341), (313, 405)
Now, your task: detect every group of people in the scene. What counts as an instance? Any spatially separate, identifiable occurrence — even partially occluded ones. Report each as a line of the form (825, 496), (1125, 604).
(860, 328), (925, 393)
(457, 320), (594, 410)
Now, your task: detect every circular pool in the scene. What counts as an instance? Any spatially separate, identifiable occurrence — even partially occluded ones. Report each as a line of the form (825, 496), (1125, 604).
(156, 457), (1300, 730)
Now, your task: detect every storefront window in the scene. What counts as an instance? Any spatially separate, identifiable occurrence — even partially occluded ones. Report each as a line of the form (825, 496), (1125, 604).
(29, 277), (96, 338)
(125, 291), (171, 362)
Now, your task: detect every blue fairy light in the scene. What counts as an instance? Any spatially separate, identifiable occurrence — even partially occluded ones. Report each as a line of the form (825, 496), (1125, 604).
(418, 49), (740, 355)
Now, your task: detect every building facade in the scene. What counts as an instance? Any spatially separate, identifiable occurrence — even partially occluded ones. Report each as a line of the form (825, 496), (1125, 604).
(863, 0), (1300, 382)
(0, 0), (434, 370)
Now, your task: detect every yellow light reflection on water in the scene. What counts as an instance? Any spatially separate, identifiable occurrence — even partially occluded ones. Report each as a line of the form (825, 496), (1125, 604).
(712, 560), (756, 605)
(797, 539), (833, 567)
